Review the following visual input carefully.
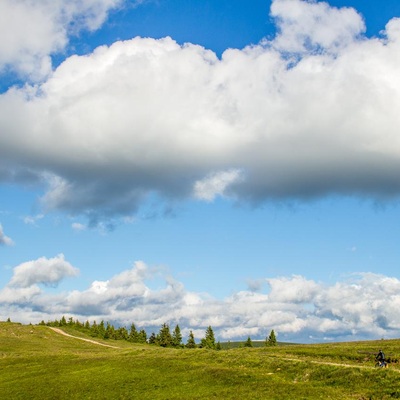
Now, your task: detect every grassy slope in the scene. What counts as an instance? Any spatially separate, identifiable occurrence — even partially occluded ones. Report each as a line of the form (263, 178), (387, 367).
(1, 322), (400, 399)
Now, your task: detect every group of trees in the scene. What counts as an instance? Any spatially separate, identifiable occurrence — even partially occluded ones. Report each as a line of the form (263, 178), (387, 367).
(42, 317), (147, 342)
(148, 323), (183, 348)
(243, 329), (277, 348)
(40, 317), (277, 350)
(41, 317), (220, 349)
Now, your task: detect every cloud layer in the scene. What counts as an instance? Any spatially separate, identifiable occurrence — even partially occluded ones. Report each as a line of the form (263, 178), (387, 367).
(1, 0), (400, 225)
(1, 257), (400, 343)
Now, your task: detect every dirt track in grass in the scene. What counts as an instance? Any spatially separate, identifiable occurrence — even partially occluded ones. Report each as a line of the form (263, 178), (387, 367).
(278, 356), (398, 372)
(48, 327), (121, 349)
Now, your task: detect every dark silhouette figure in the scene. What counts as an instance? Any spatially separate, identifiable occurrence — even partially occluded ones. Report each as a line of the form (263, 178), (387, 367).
(376, 349), (387, 367)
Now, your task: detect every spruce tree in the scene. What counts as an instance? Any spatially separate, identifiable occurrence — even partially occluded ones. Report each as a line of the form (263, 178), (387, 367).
(129, 323), (139, 343)
(98, 320), (106, 338)
(266, 329), (277, 346)
(186, 330), (196, 348)
(74, 319), (83, 329)
(244, 336), (253, 347)
(158, 323), (173, 347)
(172, 325), (183, 348)
(104, 322), (114, 339)
(90, 321), (98, 337)
(200, 326), (216, 349)
(138, 329), (147, 343)
(116, 327), (129, 340)
(148, 332), (157, 345)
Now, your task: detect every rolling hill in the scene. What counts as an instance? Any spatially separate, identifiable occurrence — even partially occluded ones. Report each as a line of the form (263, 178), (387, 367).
(1, 321), (399, 399)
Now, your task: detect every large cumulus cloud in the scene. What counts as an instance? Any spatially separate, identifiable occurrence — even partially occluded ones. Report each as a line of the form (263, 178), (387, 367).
(1, 256), (400, 343)
(1, 0), (400, 224)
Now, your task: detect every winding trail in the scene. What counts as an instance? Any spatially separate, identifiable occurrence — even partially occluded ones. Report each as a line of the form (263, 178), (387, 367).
(279, 356), (399, 372)
(48, 327), (121, 349)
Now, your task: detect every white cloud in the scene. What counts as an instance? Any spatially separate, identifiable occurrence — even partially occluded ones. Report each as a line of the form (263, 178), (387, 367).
(0, 0), (125, 79)
(0, 223), (14, 246)
(1, 0), (400, 223)
(267, 275), (320, 303)
(71, 222), (86, 231)
(23, 214), (44, 226)
(385, 18), (400, 43)
(2, 258), (400, 343)
(193, 169), (243, 201)
(9, 254), (79, 288)
(0, 285), (42, 304)
(270, 0), (366, 53)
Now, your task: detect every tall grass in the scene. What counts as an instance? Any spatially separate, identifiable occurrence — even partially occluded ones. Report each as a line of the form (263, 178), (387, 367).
(1, 322), (399, 399)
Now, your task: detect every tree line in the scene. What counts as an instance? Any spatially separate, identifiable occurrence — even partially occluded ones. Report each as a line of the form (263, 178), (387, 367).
(39, 317), (277, 349)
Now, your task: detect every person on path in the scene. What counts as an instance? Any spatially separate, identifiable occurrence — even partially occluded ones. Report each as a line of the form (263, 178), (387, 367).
(376, 349), (387, 367)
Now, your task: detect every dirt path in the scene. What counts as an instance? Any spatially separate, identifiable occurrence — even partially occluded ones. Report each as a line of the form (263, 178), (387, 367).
(48, 327), (121, 349)
(280, 356), (399, 372)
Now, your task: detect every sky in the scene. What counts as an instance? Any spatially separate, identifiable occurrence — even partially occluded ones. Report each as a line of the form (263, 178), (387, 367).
(1, 0), (400, 344)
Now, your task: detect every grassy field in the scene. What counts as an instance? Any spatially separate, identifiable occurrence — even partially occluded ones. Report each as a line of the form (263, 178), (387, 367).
(1, 322), (400, 399)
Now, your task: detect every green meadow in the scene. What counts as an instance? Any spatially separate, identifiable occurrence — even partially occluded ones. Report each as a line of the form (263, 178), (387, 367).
(1, 322), (400, 399)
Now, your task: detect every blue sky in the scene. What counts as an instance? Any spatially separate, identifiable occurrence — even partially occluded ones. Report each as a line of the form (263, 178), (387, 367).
(1, 0), (400, 343)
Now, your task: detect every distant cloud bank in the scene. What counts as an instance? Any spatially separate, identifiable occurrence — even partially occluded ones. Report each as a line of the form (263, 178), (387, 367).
(1, 256), (399, 343)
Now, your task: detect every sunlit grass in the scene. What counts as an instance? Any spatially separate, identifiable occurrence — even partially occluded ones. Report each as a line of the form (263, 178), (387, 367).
(1, 322), (399, 399)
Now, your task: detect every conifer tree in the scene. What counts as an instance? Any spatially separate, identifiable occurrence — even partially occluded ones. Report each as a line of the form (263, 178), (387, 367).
(266, 329), (277, 346)
(172, 325), (183, 348)
(200, 326), (216, 349)
(138, 329), (147, 343)
(90, 321), (98, 337)
(116, 327), (129, 340)
(104, 322), (114, 339)
(244, 336), (253, 347)
(158, 323), (173, 347)
(76, 319), (83, 329)
(129, 323), (139, 343)
(186, 330), (196, 348)
(98, 320), (106, 338)
(148, 332), (157, 345)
